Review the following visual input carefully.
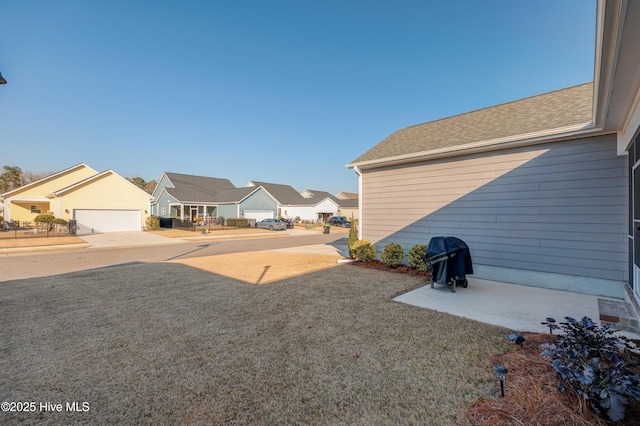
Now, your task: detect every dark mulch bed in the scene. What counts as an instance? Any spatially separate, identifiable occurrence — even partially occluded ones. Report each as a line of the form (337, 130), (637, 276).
(349, 259), (429, 278)
(466, 332), (640, 425)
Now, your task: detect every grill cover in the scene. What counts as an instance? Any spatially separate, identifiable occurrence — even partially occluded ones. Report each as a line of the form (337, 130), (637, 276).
(426, 236), (473, 285)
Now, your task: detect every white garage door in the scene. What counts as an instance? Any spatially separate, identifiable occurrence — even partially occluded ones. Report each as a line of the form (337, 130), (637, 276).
(74, 209), (141, 233)
(243, 210), (274, 222)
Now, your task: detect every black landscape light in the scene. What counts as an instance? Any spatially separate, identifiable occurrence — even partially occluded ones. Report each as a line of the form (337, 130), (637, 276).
(0, 71), (6, 84)
(494, 364), (508, 397)
(507, 333), (525, 347)
(541, 317), (557, 334)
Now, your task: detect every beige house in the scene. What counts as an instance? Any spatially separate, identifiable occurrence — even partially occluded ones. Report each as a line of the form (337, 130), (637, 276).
(2, 163), (151, 233)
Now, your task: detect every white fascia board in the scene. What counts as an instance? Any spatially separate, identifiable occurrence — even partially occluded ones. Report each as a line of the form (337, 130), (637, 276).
(619, 88), (640, 154)
(236, 186), (264, 204)
(1, 163), (97, 197)
(314, 197), (340, 208)
(6, 196), (51, 202)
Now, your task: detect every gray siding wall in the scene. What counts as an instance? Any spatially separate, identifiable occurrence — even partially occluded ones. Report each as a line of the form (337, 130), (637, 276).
(361, 134), (628, 294)
(153, 191), (177, 218)
(218, 204), (238, 219)
(239, 189), (278, 213)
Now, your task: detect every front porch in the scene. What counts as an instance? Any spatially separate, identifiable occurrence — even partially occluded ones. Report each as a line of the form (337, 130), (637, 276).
(170, 204), (217, 223)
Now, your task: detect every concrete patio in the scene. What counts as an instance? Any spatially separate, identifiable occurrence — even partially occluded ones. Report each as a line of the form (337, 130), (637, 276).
(394, 277), (640, 338)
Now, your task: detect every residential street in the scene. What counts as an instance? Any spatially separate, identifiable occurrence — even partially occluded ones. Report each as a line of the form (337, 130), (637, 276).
(0, 232), (347, 282)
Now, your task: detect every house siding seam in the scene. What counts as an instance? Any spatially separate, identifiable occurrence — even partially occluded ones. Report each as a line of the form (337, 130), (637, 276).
(361, 134), (627, 289)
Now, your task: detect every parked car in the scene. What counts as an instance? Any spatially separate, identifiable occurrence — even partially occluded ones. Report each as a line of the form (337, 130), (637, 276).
(329, 216), (351, 227)
(282, 219), (294, 229)
(256, 218), (287, 231)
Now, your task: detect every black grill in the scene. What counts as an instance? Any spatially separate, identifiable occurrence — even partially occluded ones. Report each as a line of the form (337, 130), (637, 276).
(426, 236), (473, 292)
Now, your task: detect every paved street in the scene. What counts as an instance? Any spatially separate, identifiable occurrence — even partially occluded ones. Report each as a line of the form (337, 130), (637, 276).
(0, 232), (347, 282)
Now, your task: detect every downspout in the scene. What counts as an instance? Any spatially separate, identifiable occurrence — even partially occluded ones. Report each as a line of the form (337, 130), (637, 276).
(353, 166), (363, 240)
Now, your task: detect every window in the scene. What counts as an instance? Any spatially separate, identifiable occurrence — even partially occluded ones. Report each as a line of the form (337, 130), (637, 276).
(30, 205), (41, 214)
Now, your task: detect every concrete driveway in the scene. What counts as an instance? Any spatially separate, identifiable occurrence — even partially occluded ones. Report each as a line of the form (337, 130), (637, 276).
(81, 231), (179, 248)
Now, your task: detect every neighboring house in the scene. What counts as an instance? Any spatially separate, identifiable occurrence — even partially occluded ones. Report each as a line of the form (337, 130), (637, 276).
(246, 181), (320, 221)
(300, 189), (352, 221)
(336, 198), (359, 221)
(347, 0), (640, 307)
(215, 186), (279, 222)
(151, 172), (235, 221)
(152, 172), (278, 222)
(336, 192), (358, 200)
(248, 182), (340, 222)
(1, 163), (151, 232)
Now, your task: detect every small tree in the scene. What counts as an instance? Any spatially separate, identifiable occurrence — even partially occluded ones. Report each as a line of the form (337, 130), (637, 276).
(146, 215), (160, 230)
(351, 240), (376, 262)
(33, 214), (56, 223)
(381, 243), (405, 268)
(348, 222), (358, 258)
(34, 214), (61, 231)
(408, 244), (428, 271)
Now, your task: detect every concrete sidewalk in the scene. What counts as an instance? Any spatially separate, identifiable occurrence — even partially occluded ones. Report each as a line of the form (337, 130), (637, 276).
(0, 229), (319, 253)
(395, 277), (640, 338)
(80, 231), (186, 248)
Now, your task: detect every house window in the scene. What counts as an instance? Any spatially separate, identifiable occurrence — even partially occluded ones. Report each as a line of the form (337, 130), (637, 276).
(30, 205), (41, 214)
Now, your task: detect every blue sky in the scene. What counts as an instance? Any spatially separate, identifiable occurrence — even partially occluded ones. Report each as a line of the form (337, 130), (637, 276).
(0, 1), (595, 194)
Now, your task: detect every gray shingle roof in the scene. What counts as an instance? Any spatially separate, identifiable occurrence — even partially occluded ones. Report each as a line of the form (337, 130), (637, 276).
(164, 172), (235, 202)
(337, 198), (358, 208)
(350, 82), (593, 165)
(215, 187), (258, 203)
(303, 189), (341, 205)
(247, 181), (310, 205)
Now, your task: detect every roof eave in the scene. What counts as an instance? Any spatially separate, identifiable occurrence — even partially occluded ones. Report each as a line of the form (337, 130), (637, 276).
(347, 122), (599, 169)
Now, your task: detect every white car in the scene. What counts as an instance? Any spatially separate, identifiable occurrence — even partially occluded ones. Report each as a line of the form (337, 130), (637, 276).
(256, 218), (287, 231)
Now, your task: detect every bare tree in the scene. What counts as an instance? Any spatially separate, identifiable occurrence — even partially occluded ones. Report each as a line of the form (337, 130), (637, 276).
(22, 170), (56, 184)
(126, 177), (157, 195)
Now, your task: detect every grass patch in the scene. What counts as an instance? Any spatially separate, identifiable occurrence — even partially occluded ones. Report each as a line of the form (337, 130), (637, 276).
(1, 263), (508, 424)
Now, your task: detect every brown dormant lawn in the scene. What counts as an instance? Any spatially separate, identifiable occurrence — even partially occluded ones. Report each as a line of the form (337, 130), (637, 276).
(1, 259), (509, 424)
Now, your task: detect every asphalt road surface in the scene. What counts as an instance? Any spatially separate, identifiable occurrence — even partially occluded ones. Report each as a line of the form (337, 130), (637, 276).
(0, 233), (347, 282)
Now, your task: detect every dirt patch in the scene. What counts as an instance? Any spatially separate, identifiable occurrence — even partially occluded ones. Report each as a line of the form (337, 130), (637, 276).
(171, 251), (344, 284)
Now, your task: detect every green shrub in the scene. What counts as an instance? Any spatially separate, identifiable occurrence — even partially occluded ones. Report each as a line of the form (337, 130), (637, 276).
(227, 218), (249, 227)
(54, 218), (68, 225)
(348, 222), (358, 258)
(33, 214), (55, 223)
(408, 244), (428, 271)
(351, 240), (376, 262)
(146, 215), (160, 230)
(380, 243), (405, 268)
